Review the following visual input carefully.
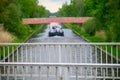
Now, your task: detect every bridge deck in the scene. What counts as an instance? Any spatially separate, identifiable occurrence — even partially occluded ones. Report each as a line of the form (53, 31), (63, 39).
(22, 17), (91, 24)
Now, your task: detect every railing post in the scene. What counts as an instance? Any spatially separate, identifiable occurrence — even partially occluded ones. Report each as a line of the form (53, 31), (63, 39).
(39, 66), (41, 80)
(67, 66), (70, 80)
(34, 45), (36, 62)
(22, 66), (25, 80)
(12, 46), (15, 62)
(7, 66), (9, 80)
(95, 46), (97, 63)
(58, 44), (62, 79)
(85, 67), (87, 80)
(47, 66), (49, 80)
(3, 46), (5, 62)
(30, 46), (32, 62)
(30, 66), (33, 80)
(111, 46), (113, 63)
(100, 46), (103, 76)
(7, 46), (10, 62)
(112, 68), (115, 80)
(17, 47), (19, 62)
(59, 44), (61, 63)
(25, 45), (27, 62)
(76, 67), (78, 80)
(14, 66), (17, 80)
(105, 45), (108, 76)
(39, 45), (41, 62)
(103, 69), (105, 80)
(116, 46), (119, 77)
(94, 68), (97, 80)
(56, 66), (58, 80)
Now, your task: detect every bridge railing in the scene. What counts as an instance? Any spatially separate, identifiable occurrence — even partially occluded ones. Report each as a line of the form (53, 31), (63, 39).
(0, 43), (120, 63)
(0, 43), (120, 80)
(22, 17), (91, 24)
(0, 63), (120, 80)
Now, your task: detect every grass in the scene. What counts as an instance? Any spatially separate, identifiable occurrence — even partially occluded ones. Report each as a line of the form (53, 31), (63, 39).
(95, 30), (106, 40)
(0, 30), (16, 43)
(65, 23), (104, 42)
(13, 24), (46, 43)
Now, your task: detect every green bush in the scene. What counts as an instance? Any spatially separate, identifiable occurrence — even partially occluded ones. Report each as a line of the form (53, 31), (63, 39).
(82, 18), (101, 36)
(65, 23), (104, 42)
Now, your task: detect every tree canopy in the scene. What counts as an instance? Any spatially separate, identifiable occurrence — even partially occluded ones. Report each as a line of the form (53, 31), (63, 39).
(0, 0), (49, 38)
(57, 0), (120, 42)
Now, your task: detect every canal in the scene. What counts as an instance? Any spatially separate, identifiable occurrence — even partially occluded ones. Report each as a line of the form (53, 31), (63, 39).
(1, 24), (118, 80)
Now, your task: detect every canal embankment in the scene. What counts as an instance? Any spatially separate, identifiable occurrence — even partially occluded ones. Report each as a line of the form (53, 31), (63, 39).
(0, 24), (47, 61)
(64, 23), (120, 62)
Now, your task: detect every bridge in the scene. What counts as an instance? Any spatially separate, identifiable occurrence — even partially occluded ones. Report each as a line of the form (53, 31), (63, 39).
(0, 17), (120, 80)
(0, 43), (120, 80)
(22, 17), (91, 24)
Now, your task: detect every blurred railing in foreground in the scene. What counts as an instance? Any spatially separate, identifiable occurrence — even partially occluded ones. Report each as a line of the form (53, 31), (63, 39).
(0, 43), (120, 80)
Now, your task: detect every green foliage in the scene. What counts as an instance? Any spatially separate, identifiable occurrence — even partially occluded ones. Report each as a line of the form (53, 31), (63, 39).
(38, 5), (50, 17)
(0, 0), (49, 40)
(65, 23), (104, 42)
(57, 0), (84, 17)
(58, 0), (120, 42)
(57, 3), (74, 17)
(84, 0), (120, 42)
(82, 18), (101, 36)
(104, 0), (120, 42)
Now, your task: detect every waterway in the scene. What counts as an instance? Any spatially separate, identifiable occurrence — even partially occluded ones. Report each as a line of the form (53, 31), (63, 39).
(1, 24), (116, 80)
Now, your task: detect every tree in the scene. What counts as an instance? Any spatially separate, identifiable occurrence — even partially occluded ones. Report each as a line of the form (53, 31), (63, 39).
(105, 0), (120, 42)
(57, 0), (84, 17)
(58, 0), (120, 42)
(0, 0), (9, 23)
(57, 3), (74, 17)
(83, 18), (101, 36)
(0, 0), (50, 38)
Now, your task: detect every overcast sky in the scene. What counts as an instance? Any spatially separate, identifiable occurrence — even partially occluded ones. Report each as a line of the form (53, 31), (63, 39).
(38, 0), (70, 13)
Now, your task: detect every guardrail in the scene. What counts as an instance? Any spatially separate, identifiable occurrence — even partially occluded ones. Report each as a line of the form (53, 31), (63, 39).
(0, 43), (120, 63)
(0, 43), (120, 80)
(0, 63), (120, 80)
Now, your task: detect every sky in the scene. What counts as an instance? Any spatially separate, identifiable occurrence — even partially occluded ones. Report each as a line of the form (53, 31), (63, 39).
(38, 0), (71, 13)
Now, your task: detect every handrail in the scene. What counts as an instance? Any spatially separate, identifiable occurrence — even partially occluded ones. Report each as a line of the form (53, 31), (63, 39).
(0, 63), (120, 67)
(0, 43), (120, 45)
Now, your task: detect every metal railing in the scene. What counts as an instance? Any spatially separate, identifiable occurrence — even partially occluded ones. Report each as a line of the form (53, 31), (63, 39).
(0, 43), (120, 80)
(0, 63), (120, 80)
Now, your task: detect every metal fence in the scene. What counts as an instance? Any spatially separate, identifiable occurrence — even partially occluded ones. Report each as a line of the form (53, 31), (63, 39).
(0, 43), (120, 80)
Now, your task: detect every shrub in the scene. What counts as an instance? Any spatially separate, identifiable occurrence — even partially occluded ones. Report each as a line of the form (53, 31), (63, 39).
(82, 18), (101, 36)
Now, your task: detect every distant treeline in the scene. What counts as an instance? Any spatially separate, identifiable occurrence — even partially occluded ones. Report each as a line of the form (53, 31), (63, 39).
(57, 0), (120, 42)
(0, 0), (49, 39)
